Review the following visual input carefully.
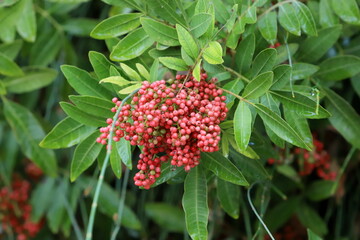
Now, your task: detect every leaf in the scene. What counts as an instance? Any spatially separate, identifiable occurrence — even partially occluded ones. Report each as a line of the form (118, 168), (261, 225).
(110, 28), (154, 61)
(284, 109), (313, 147)
(297, 25), (342, 63)
(203, 41), (224, 65)
(190, 13), (212, 38)
(69, 95), (114, 119)
(193, 60), (202, 81)
(182, 166), (209, 240)
(258, 12), (277, 44)
(0, 39), (23, 60)
(136, 63), (150, 80)
(115, 138), (132, 169)
(275, 43), (299, 65)
(271, 91), (330, 119)
(90, 13), (142, 39)
(159, 57), (188, 71)
(63, 18), (99, 37)
(316, 55), (360, 81)
(293, 1), (317, 36)
(224, 4), (238, 32)
(217, 178), (240, 219)
(46, 182), (67, 233)
(296, 204), (328, 236)
(0, 81), (6, 95)
(60, 102), (106, 127)
(152, 161), (185, 187)
(201, 152), (249, 186)
(61, 65), (112, 99)
(248, 48), (277, 79)
(3, 99), (57, 176)
(351, 73), (360, 97)
(229, 148), (270, 183)
(3, 67), (57, 93)
(176, 24), (199, 60)
(323, 87), (360, 149)
(223, 78), (244, 105)
(278, 3), (301, 36)
(145, 203), (185, 233)
(243, 71), (273, 99)
(110, 142), (122, 178)
(319, 0), (339, 28)
(120, 63), (141, 81)
(254, 104), (312, 150)
(308, 229), (323, 240)
(234, 101), (252, 151)
(150, 0), (186, 26)
(16, 0), (36, 42)
(100, 76), (130, 86)
(70, 131), (103, 181)
(141, 17), (180, 46)
(40, 117), (95, 149)
(88, 51), (116, 80)
(271, 65), (292, 90)
(305, 180), (335, 201)
(244, 5), (257, 24)
(331, 0), (360, 25)
(292, 63), (319, 80)
(0, 52), (23, 77)
(30, 178), (56, 222)
(235, 34), (255, 73)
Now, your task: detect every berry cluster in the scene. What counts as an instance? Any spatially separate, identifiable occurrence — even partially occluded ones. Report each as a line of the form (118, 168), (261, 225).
(264, 217), (305, 240)
(25, 162), (43, 181)
(0, 176), (42, 240)
(268, 136), (337, 180)
(97, 72), (228, 189)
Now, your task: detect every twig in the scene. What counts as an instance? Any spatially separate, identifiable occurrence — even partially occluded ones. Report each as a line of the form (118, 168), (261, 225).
(222, 66), (251, 83)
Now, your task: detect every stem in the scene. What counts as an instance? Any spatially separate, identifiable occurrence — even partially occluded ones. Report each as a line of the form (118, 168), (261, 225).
(247, 182), (275, 240)
(62, 194), (84, 240)
(331, 147), (356, 194)
(219, 87), (255, 106)
(110, 168), (130, 240)
(34, 5), (64, 33)
(85, 89), (139, 240)
(222, 66), (250, 83)
(258, 0), (294, 19)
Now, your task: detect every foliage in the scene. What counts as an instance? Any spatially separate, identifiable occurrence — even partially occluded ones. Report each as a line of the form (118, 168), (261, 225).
(1, 0), (360, 240)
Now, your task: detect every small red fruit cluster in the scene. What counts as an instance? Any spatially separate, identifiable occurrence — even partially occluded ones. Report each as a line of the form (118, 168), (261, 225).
(97, 72), (228, 189)
(25, 162), (43, 181)
(268, 137), (337, 180)
(0, 176), (43, 240)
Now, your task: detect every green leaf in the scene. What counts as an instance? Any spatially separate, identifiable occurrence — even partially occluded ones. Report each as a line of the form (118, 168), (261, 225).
(193, 60), (202, 81)
(223, 78), (244, 105)
(150, 0), (186, 25)
(292, 63), (319, 80)
(3, 67), (57, 93)
(70, 131), (103, 181)
(217, 178), (240, 219)
(234, 101), (252, 151)
(258, 12), (277, 44)
(46, 182), (67, 233)
(0, 39), (23, 60)
(351, 73), (360, 97)
(90, 13), (142, 39)
(63, 18), (99, 37)
(0, 81), (6, 95)
(69, 95), (114, 119)
(297, 25), (342, 63)
(308, 229), (323, 240)
(305, 180), (334, 201)
(110, 142), (122, 178)
(16, 0), (36, 42)
(271, 65), (292, 90)
(0, 52), (23, 77)
(293, 1), (317, 36)
(203, 41), (224, 65)
(190, 13), (212, 38)
(30, 178), (56, 222)
(319, 0), (339, 28)
(141, 17), (180, 46)
(331, 0), (360, 25)
(159, 57), (188, 71)
(275, 43), (299, 65)
(323, 87), (360, 149)
(150, 59), (160, 83)
(89, 51), (115, 80)
(120, 63), (141, 81)
(248, 48), (277, 79)
(3, 99), (57, 176)
(278, 3), (301, 36)
(182, 166), (209, 240)
(284, 109), (313, 147)
(100, 76), (131, 86)
(244, 5), (257, 24)
(40, 117), (95, 149)
(201, 152), (249, 186)
(235, 34), (255, 73)
(176, 24), (199, 60)
(115, 138), (132, 169)
(243, 71), (273, 99)
(316, 55), (360, 81)
(296, 204), (328, 236)
(61, 65), (112, 99)
(152, 161), (185, 187)
(145, 203), (185, 233)
(60, 102), (106, 127)
(271, 91), (330, 119)
(212, 0), (230, 24)
(110, 28), (154, 61)
(254, 104), (312, 150)
(135, 63), (149, 80)
(224, 4), (238, 32)
(229, 148), (270, 183)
